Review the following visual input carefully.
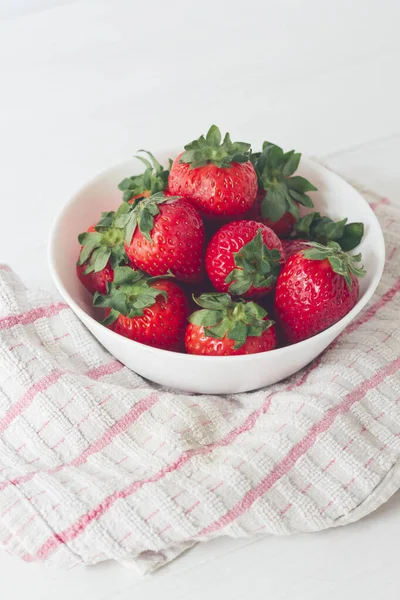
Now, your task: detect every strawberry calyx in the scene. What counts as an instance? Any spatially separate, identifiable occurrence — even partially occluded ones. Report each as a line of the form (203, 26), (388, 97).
(188, 292), (274, 349)
(303, 241), (366, 289)
(179, 125), (251, 169)
(225, 229), (282, 295)
(77, 211), (127, 275)
(250, 142), (317, 222)
(294, 212), (364, 251)
(115, 191), (180, 244)
(118, 150), (171, 202)
(93, 266), (170, 325)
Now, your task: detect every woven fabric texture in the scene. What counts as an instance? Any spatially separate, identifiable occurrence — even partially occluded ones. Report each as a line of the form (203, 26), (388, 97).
(0, 192), (399, 574)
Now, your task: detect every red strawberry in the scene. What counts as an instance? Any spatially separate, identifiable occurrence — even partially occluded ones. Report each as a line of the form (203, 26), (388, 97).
(118, 150), (171, 202)
(77, 212), (128, 295)
(249, 142), (317, 237)
(281, 237), (308, 259)
(94, 266), (188, 351)
(168, 125), (257, 219)
(247, 190), (298, 238)
(77, 261), (114, 295)
(274, 242), (366, 343)
(205, 220), (285, 299)
(185, 293), (276, 356)
(115, 191), (205, 283)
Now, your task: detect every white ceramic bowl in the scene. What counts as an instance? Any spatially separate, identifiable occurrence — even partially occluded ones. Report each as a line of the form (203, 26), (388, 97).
(48, 155), (385, 394)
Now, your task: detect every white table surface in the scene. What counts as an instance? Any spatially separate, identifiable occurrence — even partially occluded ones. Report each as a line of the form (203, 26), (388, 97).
(0, 1), (399, 598)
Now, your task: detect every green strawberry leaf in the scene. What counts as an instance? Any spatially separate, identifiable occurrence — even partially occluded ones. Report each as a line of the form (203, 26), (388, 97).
(204, 316), (232, 340)
(294, 213), (364, 251)
(77, 212), (127, 273)
(189, 293), (274, 349)
(102, 309), (119, 326)
(117, 150), (170, 201)
(114, 191), (178, 246)
(252, 142), (317, 223)
(261, 185), (287, 221)
(108, 245), (127, 270)
(225, 229), (282, 296)
(293, 212), (314, 237)
(108, 291), (129, 315)
(312, 216), (347, 241)
(340, 222), (365, 251)
(225, 275), (252, 296)
(93, 266), (168, 320)
(95, 211), (116, 228)
(286, 176), (317, 194)
(303, 241), (366, 290)
(263, 144), (283, 171)
(287, 188), (314, 208)
(192, 292), (233, 311)
(122, 190), (136, 203)
(93, 246), (112, 273)
(189, 309), (223, 327)
(180, 125), (252, 169)
(113, 265), (142, 285)
(77, 232), (102, 266)
(226, 321), (248, 344)
(125, 212), (138, 245)
(282, 152), (301, 177)
(138, 210), (154, 242)
(286, 197), (301, 220)
(206, 124), (222, 146)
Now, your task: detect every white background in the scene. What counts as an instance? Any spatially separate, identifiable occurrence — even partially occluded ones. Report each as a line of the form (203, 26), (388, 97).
(0, 1), (400, 598)
(0, 0), (78, 18)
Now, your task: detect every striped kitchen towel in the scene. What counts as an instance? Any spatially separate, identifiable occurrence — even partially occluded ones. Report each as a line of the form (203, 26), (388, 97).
(0, 190), (399, 575)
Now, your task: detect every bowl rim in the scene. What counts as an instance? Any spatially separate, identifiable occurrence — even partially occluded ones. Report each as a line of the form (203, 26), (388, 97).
(48, 156), (386, 363)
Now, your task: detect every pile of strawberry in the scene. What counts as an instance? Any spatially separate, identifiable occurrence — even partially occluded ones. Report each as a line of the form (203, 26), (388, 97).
(77, 126), (366, 356)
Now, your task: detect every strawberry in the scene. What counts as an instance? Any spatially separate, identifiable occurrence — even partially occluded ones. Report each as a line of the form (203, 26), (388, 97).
(274, 241), (366, 343)
(93, 266), (188, 351)
(115, 191), (205, 283)
(249, 142), (317, 237)
(247, 190), (298, 238)
(168, 125), (257, 218)
(77, 260), (114, 296)
(118, 150), (171, 202)
(185, 293), (276, 356)
(205, 220), (285, 298)
(281, 237), (308, 259)
(77, 212), (128, 294)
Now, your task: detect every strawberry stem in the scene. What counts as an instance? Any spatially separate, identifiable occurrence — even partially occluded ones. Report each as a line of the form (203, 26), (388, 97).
(294, 211), (364, 251)
(180, 125), (251, 169)
(114, 191), (180, 245)
(77, 211), (127, 274)
(250, 142), (317, 222)
(303, 241), (366, 289)
(118, 150), (171, 202)
(189, 293), (274, 349)
(93, 266), (168, 324)
(225, 229), (282, 296)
